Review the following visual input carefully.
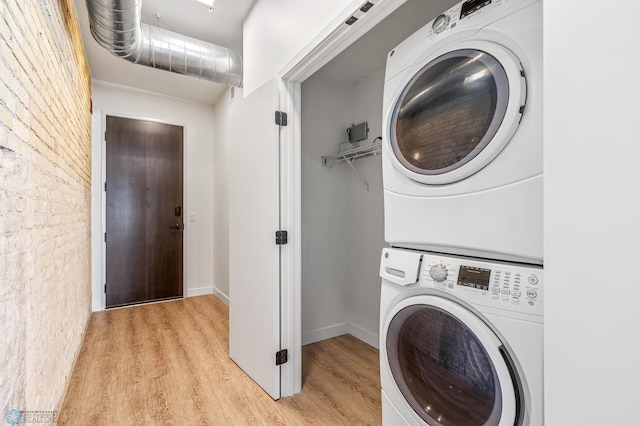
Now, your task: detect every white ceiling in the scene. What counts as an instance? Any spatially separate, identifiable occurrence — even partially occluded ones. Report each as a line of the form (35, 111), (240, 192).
(72, 0), (457, 105)
(311, 0), (459, 85)
(72, 0), (255, 105)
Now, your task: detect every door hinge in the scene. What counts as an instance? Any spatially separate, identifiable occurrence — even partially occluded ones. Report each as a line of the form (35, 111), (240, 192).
(104, 232), (107, 242)
(276, 349), (288, 366)
(345, 16), (358, 25)
(360, 1), (374, 12)
(275, 230), (288, 245)
(275, 111), (288, 126)
(104, 284), (107, 293)
(104, 182), (107, 191)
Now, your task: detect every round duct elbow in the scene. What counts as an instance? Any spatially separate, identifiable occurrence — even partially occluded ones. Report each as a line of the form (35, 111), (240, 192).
(86, 0), (243, 88)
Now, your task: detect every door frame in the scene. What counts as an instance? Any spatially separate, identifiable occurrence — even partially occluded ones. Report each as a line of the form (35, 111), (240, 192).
(98, 111), (189, 311)
(276, 0), (410, 397)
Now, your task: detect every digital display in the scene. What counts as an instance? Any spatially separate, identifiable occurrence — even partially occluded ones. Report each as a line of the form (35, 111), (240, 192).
(460, 0), (491, 19)
(457, 265), (491, 290)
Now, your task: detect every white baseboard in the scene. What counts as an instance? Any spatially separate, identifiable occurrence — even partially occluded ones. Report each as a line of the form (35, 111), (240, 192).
(212, 287), (229, 306)
(302, 322), (379, 349)
(302, 323), (348, 346)
(188, 286), (229, 306)
(186, 286), (213, 298)
(347, 322), (379, 350)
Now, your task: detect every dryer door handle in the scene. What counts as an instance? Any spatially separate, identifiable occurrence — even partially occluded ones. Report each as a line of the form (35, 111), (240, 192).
(380, 248), (422, 286)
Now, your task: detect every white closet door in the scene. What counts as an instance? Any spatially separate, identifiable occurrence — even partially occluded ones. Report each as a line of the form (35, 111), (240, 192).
(229, 78), (282, 400)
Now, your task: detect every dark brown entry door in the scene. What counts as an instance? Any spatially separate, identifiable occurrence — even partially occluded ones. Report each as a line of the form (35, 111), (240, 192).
(106, 116), (184, 308)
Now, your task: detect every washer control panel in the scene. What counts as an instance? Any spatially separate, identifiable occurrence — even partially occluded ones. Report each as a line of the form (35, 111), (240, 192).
(420, 252), (543, 316)
(460, 0), (492, 19)
(429, 264), (449, 282)
(432, 14), (451, 34)
(417, 0), (534, 42)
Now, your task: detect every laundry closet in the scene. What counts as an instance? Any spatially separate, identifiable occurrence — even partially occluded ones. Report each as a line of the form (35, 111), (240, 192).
(300, 0), (459, 349)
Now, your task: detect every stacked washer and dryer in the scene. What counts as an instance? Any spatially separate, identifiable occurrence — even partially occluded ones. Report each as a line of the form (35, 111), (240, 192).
(378, 0), (543, 425)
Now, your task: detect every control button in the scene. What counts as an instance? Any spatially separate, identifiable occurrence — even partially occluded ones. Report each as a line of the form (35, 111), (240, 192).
(429, 264), (448, 282)
(528, 300), (535, 306)
(502, 296), (509, 302)
(511, 297), (519, 303)
(492, 294), (499, 300)
(512, 290), (521, 297)
(526, 289), (538, 299)
(528, 275), (539, 285)
(492, 287), (500, 294)
(432, 13), (450, 34)
(501, 289), (510, 295)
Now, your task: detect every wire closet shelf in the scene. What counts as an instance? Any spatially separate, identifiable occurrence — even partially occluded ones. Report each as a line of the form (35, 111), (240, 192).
(321, 137), (382, 190)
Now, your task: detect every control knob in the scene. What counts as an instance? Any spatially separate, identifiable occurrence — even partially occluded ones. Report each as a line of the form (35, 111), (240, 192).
(432, 14), (450, 34)
(429, 264), (448, 282)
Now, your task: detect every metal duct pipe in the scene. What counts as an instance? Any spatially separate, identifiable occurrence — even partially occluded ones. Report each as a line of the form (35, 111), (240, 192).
(86, 0), (243, 87)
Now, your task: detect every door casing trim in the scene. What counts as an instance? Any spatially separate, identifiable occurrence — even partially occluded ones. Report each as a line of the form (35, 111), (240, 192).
(275, 0), (409, 397)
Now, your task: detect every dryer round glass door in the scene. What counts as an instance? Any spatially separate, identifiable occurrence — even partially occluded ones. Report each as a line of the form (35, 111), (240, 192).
(384, 296), (522, 425)
(389, 42), (526, 185)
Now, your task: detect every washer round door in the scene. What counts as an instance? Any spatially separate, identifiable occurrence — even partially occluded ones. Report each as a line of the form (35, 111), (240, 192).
(383, 295), (523, 426)
(388, 41), (526, 185)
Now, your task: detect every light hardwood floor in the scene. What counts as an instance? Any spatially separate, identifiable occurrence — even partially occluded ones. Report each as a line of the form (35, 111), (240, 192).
(58, 295), (382, 425)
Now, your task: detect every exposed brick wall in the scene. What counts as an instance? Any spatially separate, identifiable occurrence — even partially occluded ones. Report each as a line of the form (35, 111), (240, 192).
(394, 55), (498, 172)
(396, 92), (495, 170)
(0, 0), (92, 417)
(396, 89), (496, 171)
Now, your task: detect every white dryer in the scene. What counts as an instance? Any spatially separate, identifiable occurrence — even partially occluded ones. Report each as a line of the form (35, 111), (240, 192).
(382, 0), (542, 264)
(379, 247), (543, 425)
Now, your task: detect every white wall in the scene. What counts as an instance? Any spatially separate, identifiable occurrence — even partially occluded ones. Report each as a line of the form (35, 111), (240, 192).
(243, 0), (352, 95)
(544, 1), (640, 424)
(301, 77), (352, 344)
(345, 68), (385, 347)
(91, 80), (216, 311)
(301, 69), (385, 348)
(212, 87), (235, 304)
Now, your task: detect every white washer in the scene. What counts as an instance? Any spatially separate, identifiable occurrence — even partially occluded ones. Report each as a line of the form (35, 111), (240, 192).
(382, 0), (542, 264)
(379, 247), (543, 425)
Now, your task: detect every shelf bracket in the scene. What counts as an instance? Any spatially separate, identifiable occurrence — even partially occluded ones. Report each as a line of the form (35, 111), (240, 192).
(345, 157), (370, 191)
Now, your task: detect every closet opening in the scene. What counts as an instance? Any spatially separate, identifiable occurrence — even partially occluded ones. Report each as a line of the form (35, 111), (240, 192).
(298, 0), (460, 391)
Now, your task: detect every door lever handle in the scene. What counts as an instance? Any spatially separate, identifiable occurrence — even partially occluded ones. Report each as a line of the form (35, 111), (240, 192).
(170, 224), (182, 230)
